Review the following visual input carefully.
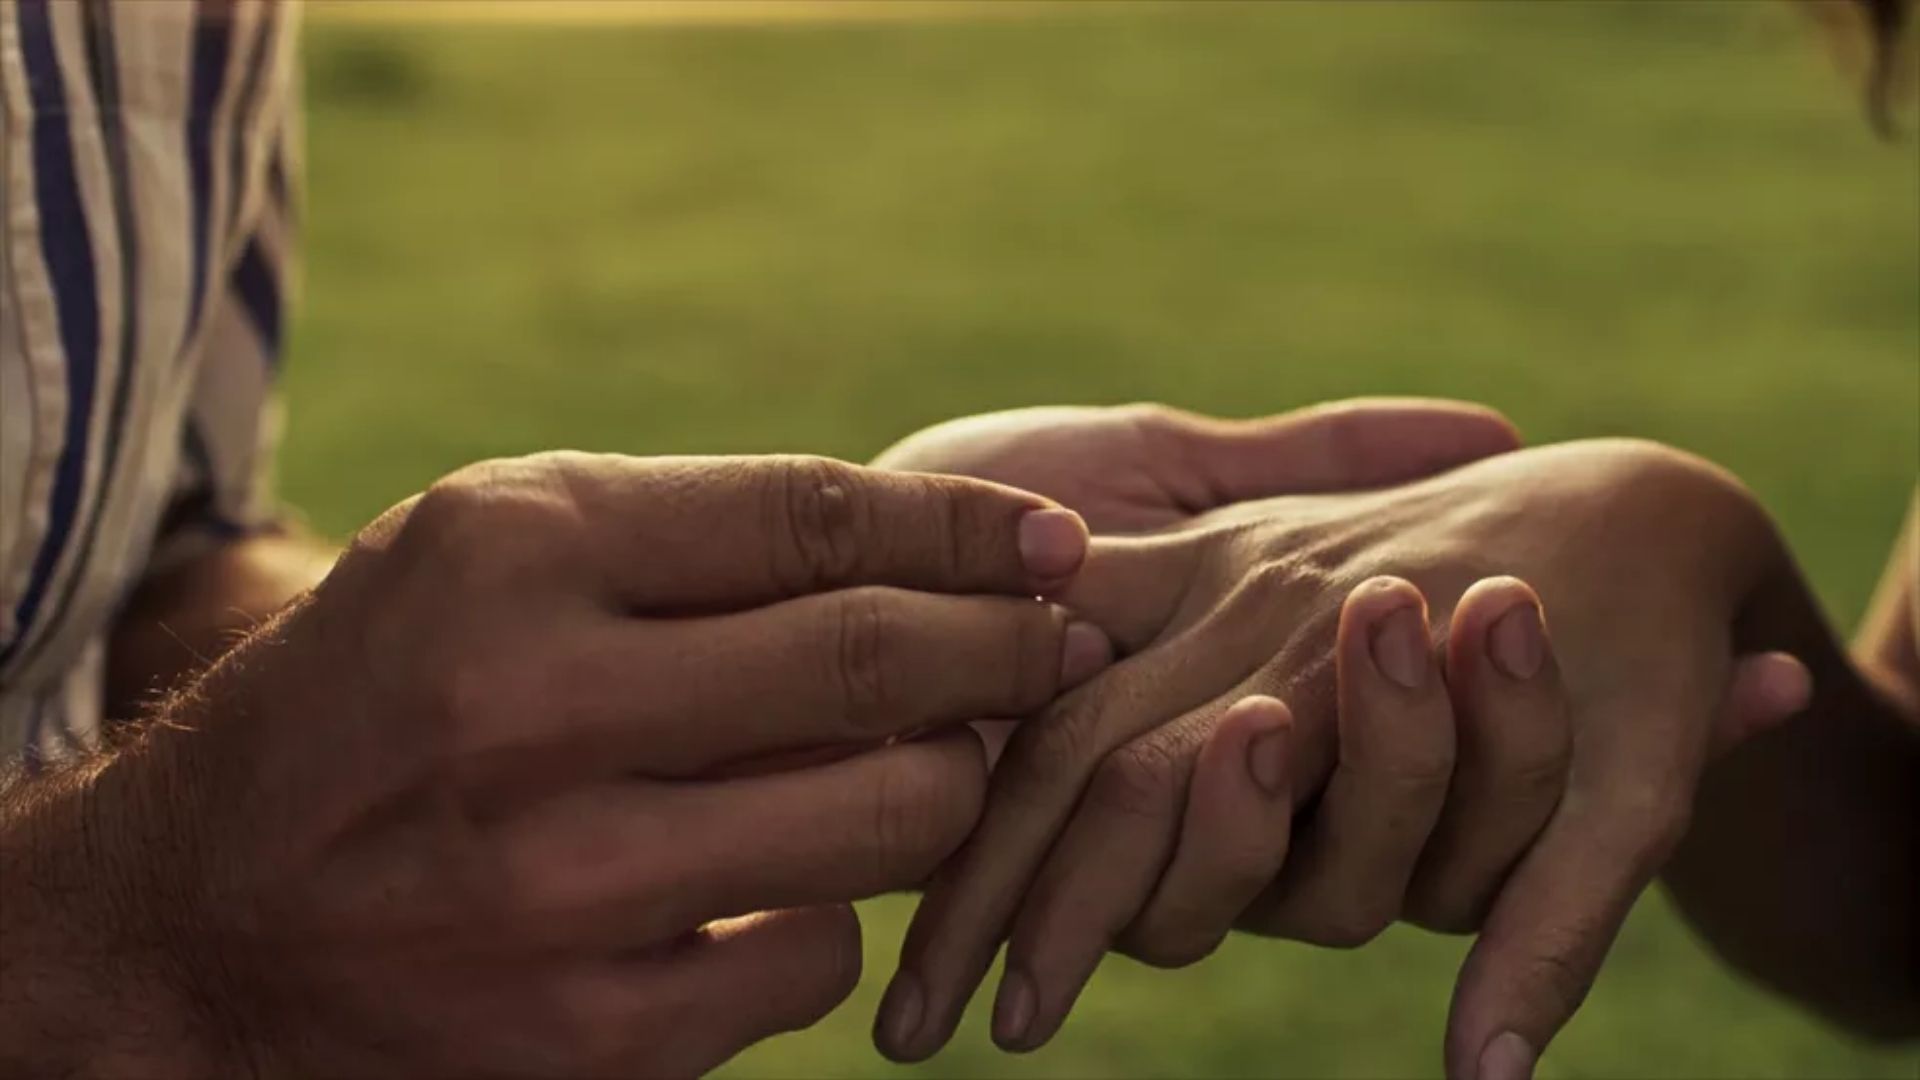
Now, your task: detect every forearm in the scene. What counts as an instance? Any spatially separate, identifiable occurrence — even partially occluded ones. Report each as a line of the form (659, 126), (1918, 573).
(105, 531), (337, 720)
(1663, 555), (1920, 1039)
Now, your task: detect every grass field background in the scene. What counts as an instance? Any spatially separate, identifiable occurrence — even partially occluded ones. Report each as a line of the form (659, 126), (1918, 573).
(291, 3), (1919, 1076)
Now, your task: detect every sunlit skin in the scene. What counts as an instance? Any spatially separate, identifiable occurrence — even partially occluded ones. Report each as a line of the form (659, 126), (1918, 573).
(2, 455), (1113, 1075)
(1, 1), (1911, 1076)
(0, 407), (1524, 1076)
(873, 405), (1916, 1077)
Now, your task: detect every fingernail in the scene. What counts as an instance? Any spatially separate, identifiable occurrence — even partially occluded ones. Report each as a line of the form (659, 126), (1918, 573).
(1059, 620), (1113, 687)
(1247, 726), (1289, 797)
(1489, 602), (1544, 681)
(1019, 508), (1089, 584)
(1370, 605), (1428, 690)
(1478, 1031), (1536, 1080)
(992, 967), (1037, 1049)
(876, 973), (924, 1056)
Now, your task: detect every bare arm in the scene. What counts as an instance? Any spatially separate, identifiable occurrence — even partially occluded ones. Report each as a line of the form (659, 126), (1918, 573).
(1663, 498), (1920, 1039)
(104, 530), (338, 720)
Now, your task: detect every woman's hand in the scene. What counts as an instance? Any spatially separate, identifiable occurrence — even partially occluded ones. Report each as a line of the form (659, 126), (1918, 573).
(873, 397), (1523, 767)
(874, 399), (1523, 533)
(874, 438), (1809, 1077)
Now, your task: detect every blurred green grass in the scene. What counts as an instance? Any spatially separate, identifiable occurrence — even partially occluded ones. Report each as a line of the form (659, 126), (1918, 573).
(291, 3), (1919, 1077)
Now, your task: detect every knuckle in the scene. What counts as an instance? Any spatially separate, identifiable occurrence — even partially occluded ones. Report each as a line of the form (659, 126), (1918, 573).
(1409, 906), (1477, 938)
(1119, 401), (1194, 435)
(1504, 736), (1573, 805)
(809, 907), (866, 1022)
(1610, 785), (1695, 870)
(1182, 831), (1289, 915)
(1000, 699), (1104, 800)
(1087, 739), (1185, 823)
(1221, 558), (1334, 640)
(1125, 402), (1212, 479)
(1516, 940), (1599, 1022)
(1572, 770), (1699, 877)
(1346, 725), (1456, 798)
(832, 587), (896, 731)
(925, 473), (988, 587)
(335, 494), (424, 582)
(1124, 924), (1224, 970)
(1214, 852), (1284, 908)
(1312, 402), (1366, 466)
(401, 457), (584, 586)
(1398, 740), (1459, 791)
(768, 455), (869, 592)
(403, 477), (492, 576)
(870, 755), (975, 884)
(1404, 882), (1493, 937)
(1238, 558), (1298, 608)
(1302, 903), (1395, 950)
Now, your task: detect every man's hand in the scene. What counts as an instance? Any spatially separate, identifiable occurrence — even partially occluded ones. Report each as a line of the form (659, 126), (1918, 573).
(0, 453), (1112, 1077)
(874, 439), (1806, 1076)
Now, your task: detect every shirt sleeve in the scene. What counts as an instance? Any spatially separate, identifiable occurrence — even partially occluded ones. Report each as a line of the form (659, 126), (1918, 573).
(147, 115), (301, 573)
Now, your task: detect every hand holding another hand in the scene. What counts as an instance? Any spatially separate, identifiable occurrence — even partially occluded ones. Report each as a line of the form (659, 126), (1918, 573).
(876, 415), (1808, 1079)
(0, 453), (1111, 1078)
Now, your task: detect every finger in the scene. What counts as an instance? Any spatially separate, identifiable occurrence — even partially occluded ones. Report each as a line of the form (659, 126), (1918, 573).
(1241, 577), (1455, 946)
(875, 580), (1285, 1063)
(571, 905), (863, 1078)
(1404, 578), (1571, 933)
(1122, 696), (1296, 967)
(1148, 398), (1521, 505)
(1442, 773), (1698, 1080)
(497, 731), (987, 948)
(1056, 532), (1210, 654)
(985, 713), (1207, 1053)
(568, 455), (1091, 610)
(487, 589), (1112, 780)
(996, 697), (1297, 1052)
(1709, 650), (1810, 760)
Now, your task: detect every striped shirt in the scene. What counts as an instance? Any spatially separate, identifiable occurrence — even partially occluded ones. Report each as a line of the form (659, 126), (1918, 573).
(0, 0), (297, 765)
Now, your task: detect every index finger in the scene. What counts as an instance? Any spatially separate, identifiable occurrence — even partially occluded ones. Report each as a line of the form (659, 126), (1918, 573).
(568, 454), (1091, 611)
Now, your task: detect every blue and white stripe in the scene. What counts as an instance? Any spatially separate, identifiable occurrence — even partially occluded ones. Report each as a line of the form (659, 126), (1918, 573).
(0, 0), (297, 764)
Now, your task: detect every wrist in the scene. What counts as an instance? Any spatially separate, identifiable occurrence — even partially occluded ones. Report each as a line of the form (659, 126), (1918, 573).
(106, 532), (337, 719)
(0, 736), (246, 1076)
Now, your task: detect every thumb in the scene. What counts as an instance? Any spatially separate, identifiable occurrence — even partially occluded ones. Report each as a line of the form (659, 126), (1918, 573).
(1708, 651), (1811, 760)
(1154, 398), (1522, 505)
